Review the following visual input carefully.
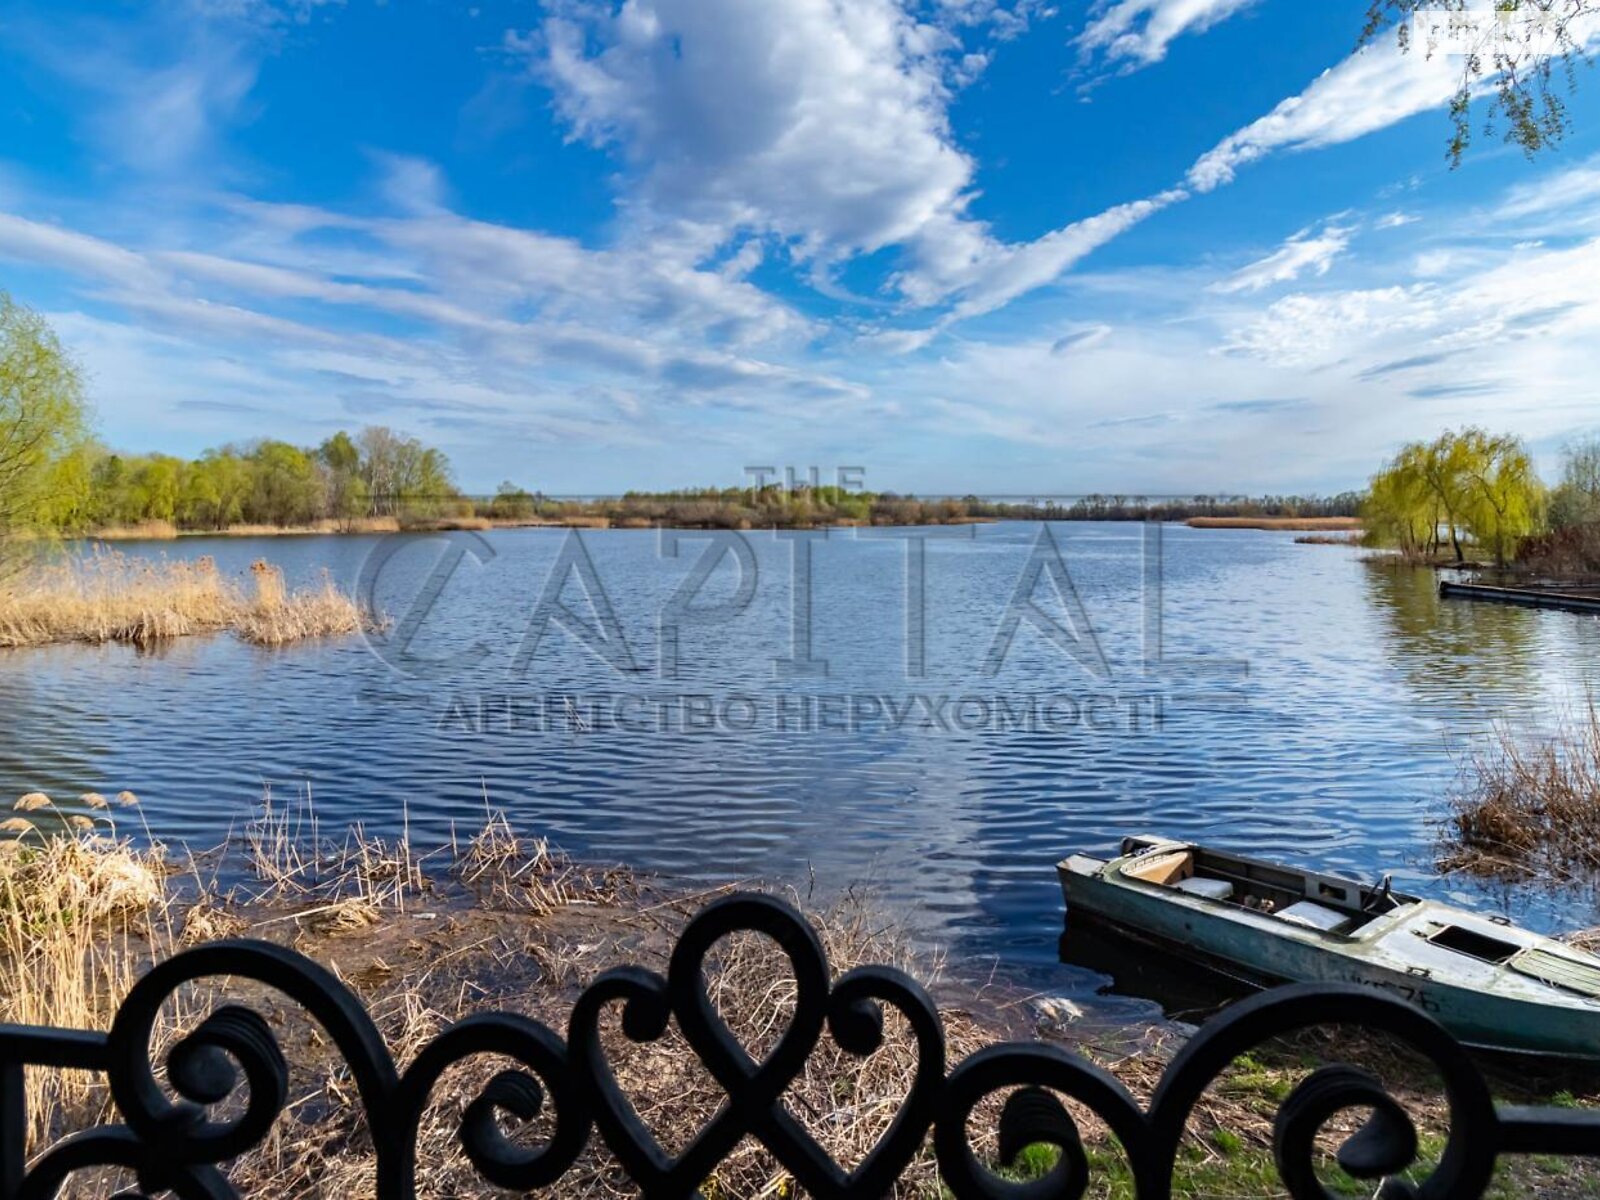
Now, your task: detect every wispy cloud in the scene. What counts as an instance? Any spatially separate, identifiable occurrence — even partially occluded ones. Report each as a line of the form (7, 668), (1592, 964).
(1076, 0), (1255, 70)
(1187, 43), (1461, 192)
(1210, 224), (1352, 294)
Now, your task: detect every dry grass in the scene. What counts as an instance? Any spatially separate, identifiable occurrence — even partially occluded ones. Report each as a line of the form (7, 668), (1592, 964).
(400, 515), (493, 532)
(1441, 700), (1600, 880)
(10, 794), (1581, 1197)
(214, 517), (401, 537)
(1186, 516), (1363, 531)
(235, 563), (367, 646)
(0, 553), (375, 651)
(0, 552), (240, 648)
(451, 806), (628, 914)
(86, 520), (179, 541)
(242, 785), (429, 909)
(1293, 533), (1362, 546)
(0, 823), (183, 1148)
(213, 884), (999, 1200)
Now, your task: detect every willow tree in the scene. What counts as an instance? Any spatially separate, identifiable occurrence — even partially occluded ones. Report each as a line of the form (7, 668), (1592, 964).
(1365, 428), (1545, 564)
(0, 293), (91, 576)
(1362, 1), (1596, 165)
(1363, 443), (1438, 558)
(1457, 429), (1545, 565)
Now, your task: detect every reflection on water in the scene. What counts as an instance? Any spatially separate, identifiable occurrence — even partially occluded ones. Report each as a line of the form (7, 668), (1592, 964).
(1057, 915), (1252, 1031)
(1, 524), (1599, 1011)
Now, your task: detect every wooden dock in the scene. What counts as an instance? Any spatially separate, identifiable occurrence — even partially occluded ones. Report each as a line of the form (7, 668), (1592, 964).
(1439, 579), (1600, 614)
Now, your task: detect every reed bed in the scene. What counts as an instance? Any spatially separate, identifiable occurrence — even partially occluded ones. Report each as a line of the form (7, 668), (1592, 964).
(1186, 516), (1364, 531)
(213, 517), (401, 537)
(0, 811), (189, 1149)
(235, 564), (366, 646)
(0, 553), (374, 650)
(84, 520), (179, 541)
(1442, 701), (1600, 880)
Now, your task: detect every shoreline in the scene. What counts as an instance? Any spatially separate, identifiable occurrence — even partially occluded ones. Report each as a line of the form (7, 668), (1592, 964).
(77, 513), (1378, 542)
(4, 809), (1599, 1196)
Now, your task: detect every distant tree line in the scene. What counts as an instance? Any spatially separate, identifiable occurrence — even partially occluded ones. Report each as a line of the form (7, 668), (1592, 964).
(38, 426), (469, 533)
(560, 487), (1365, 530)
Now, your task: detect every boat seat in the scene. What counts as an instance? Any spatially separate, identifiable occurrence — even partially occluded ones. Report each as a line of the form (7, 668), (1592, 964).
(1174, 877), (1234, 901)
(1123, 849), (1192, 885)
(1276, 900), (1353, 934)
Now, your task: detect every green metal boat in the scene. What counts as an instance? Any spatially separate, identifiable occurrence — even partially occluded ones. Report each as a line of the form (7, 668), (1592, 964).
(1059, 835), (1600, 1057)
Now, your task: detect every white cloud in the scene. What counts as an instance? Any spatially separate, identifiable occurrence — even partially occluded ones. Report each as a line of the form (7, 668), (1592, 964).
(1210, 224), (1351, 294)
(1499, 155), (1600, 221)
(1077, 0), (1255, 69)
(20, 8), (267, 176)
(1375, 211), (1418, 229)
(895, 187), (1187, 329)
(1219, 238), (1600, 371)
(1187, 43), (1462, 192)
(1190, 15), (1600, 193)
(0, 213), (165, 291)
(526, 0), (1177, 329)
(531, 0), (975, 260)
(0, 174), (875, 446)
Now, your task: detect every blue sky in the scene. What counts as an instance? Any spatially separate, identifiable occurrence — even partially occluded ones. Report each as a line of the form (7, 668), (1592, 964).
(2, 0), (1599, 495)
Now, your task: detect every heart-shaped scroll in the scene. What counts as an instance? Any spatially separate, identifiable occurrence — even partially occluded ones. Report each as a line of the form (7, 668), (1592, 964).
(568, 892), (947, 1199)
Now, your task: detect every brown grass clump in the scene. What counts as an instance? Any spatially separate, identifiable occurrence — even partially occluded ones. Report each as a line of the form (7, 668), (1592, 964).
(243, 786), (429, 910)
(451, 807), (627, 914)
(0, 552), (238, 648)
(218, 517), (401, 537)
(0, 828), (179, 1148)
(235, 564), (368, 647)
(0, 553), (375, 651)
(1442, 700), (1600, 879)
(86, 520), (179, 541)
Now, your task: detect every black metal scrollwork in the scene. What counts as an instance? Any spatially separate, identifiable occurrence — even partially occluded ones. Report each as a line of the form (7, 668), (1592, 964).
(1, 892), (1598, 1198)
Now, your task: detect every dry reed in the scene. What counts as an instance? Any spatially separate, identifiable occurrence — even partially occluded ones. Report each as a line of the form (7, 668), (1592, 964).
(0, 552), (374, 650)
(5, 794), (1523, 1197)
(0, 552), (238, 648)
(85, 520), (179, 541)
(235, 564), (366, 646)
(1442, 700), (1600, 879)
(0, 823), (181, 1148)
(1186, 516), (1363, 531)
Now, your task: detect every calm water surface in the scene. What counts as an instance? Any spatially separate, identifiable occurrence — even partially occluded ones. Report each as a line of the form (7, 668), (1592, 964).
(3, 523), (1598, 1019)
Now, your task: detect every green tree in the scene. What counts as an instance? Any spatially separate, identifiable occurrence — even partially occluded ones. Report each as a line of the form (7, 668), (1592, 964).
(246, 441), (321, 527)
(489, 480), (536, 521)
(317, 431), (369, 527)
(0, 293), (92, 573)
(1457, 429), (1544, 566)
(180, 450), (250, 530)
(129, 455), (184, 523)
(1365, 428), (1547, 564)
(1363, 443), (1437, 559)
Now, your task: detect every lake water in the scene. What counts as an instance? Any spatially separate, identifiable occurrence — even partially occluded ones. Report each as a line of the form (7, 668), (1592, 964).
(4, 523), (1599, 1019)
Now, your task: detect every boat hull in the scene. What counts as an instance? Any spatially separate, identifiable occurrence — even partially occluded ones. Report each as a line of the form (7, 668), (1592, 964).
(1061, 859), (1600, 1058)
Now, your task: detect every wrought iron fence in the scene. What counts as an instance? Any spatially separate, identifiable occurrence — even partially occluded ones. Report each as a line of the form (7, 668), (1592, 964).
(1, 892), (1597, 1198)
